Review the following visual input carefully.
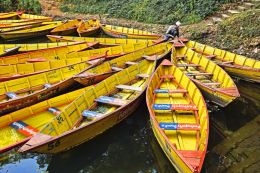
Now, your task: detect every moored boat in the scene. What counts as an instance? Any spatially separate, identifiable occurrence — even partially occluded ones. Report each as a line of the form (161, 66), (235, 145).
(0, 42), (99, 65)
(18, 13), (53, 22)
(51, 19), (81, 36)
(0, 58), (102, 115)
(0, 12), (22, 20)
(73, 42), (172, 85)
(171, 42), (240, 107)
(47, 35), (156, 45)
(0, 23), (61, 40)
(185, 40), (260, 83)
(101, 24), (162, 39)
(19, 59), (156, 154)
(0, 85), (92, 153)
(146, 59), (209, 173)
(77, 19), (101, 37)
(0, 21), (42, 29)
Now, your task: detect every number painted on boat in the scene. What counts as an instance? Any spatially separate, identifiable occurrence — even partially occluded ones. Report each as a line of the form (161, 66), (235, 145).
(56, 116), (64, 124)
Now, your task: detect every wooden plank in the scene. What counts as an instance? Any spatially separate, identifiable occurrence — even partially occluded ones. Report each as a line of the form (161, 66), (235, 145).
(125, 61), (138, 65)
(186, 72), (213, 77)
(116, 84), (142, 92)
(95, 96), (128, 106)
(136, 73), (149, 78)
(177, 63), (200, 67)
(111, 66), (123, 71)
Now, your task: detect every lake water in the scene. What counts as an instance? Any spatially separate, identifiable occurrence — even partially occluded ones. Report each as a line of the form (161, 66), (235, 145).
(0, 36), (259, 173)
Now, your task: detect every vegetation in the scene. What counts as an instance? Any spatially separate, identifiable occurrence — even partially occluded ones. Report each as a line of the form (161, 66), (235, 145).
(0, 0), (41, 14)
(61, 0), (235, 24)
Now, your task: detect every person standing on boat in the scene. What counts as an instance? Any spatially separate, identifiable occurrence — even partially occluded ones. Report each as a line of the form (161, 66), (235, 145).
(164, 21), (181, 40)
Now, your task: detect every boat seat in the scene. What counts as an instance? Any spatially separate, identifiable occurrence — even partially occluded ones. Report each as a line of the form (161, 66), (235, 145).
(142, 55), (157, 61)
(26, 58), (47, 63)
(136, 73), (149, 78)
(95, 96), (127, 106)
(177, 64), (200, 68)
(48, 107), (61, 115)
(186, 72), (213, 77)
(9, 120), (38, 137)
(179, 150), (203, 159)
(160, 75), (175, 79)
(4, 46), (21, 52)
(116, 85), (142, 92)
(154, 89), (187, 94)
(76, 72), (95, 78)
(220, 61), (234, 65)
(159, 122), (200, 130)
(125, 61), (138, 65)
(43, 83), (52, 89)
(174, 43), (185, 48)
(82, 110), (103, 120)
(6, 92), (18, 99)
(203, 82), (221, 86)
(205, 55), (216, 59)
(111, 66), (124, 71)
(153, 104), (198, 111)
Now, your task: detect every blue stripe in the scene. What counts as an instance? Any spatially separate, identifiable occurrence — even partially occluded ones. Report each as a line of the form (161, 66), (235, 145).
(82, 110), (100, 118)
(159, 123), (177, 130)
(153, 104), (171, 110)
(9, 121), (28, 130)
(154, 89), (169, 93)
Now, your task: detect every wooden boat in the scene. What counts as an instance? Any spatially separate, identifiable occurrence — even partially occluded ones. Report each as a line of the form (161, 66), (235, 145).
(0, 41), (150, 67)
(146, 59), (209, 173)
(18, 13), (53, 22)
(19, 59), (156, 154)
(101, 24), (162, 39)
(0, 24), (41, 33)
(0, 42), (99, 65)
(0, 23), (61, 40)
(0, 85), (92, 153)
(185, 40), (260, 83)
(47, 35), (156, 45)
(0, 42), (77, 56)
(0, 12), (22, 20)
(51, 19), (81, 36)
(74, 42), (172, 85)
(171, 42), (240, 107)
(0, 21), (42, 29)
(77, 19), (100, 37)
(0, 58), (102, 115)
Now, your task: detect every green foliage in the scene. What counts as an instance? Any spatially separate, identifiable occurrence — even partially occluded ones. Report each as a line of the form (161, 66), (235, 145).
(61, 0), (235, 24)
(0, 0), (41, 14)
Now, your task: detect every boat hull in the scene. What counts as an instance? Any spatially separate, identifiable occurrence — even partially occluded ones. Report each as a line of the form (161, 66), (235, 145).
(0, 29), (52, 40)
(79, 28), (100, 37)
(222, 65), (260, 83)
(19, 93), (143, 154)
(0, 78), (74, 115)
(151, 119), (193, 173)
(51, 28), (78, 36)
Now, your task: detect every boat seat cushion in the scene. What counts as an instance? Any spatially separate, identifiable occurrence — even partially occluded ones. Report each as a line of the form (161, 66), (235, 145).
(95, 96), (127, 106)
(153, 104), (198, 111)
(159, 122), (200, 130)
(154, 89), (187, 94)
(6, 92), (18, 99)
(48, 107), (61, 115)
(9, 121), (38, 137)
(82, 110), (103, 120)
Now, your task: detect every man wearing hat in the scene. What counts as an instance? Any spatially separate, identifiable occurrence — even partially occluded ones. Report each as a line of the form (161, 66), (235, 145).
(164, 21), (181, 40)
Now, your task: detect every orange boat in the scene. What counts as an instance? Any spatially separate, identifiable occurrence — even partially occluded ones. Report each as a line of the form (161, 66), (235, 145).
(51, 19), (82, 36)
(77, 19), (100, 37)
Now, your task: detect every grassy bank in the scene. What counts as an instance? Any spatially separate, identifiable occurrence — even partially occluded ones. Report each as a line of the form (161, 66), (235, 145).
(188, 9), (260, 59)
(0, 0), (41, 14)
(61, 0), (235, 24)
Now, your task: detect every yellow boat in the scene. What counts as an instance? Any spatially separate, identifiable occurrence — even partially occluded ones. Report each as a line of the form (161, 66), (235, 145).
(77, 19), (101, 37)
(0, 85), (92, 153)
(0, 12), (22, 20)
(47, 35), (157, 45)
(0, 41), (151, 67)
(0, 42), (99, 65)
(0, 24), (42, 33)
(0, 42), (79, 56)
(0, 58), (102, 115)
(19, 13), (53, 22)
(185, 40), (260, 83)
(51, 19), (81, 36)
(74, 42), (172, 85)
(101, 24), (161, 39)
(146, 59), (209, 173)
(0, 19), (35, 23)
(0, 21), (42, 29)
(0, 23), (61, 40)
(171, 42), (240, 107)
(19, 59), (156, 154)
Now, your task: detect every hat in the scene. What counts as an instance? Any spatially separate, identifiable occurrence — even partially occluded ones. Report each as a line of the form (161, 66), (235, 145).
(176, 21), (181, 26)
